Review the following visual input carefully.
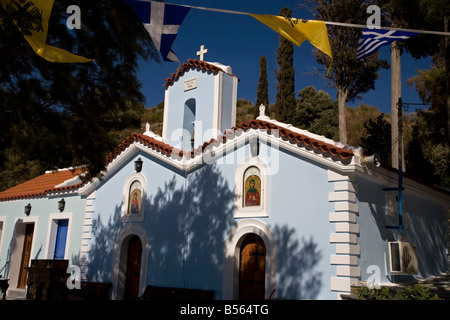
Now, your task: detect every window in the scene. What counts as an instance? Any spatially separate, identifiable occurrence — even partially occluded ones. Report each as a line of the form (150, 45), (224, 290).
(121, 172), (146, 222)
(46, 213), (72, 260)
(183, 98), (196, 150)
(234, 158), (269, 218)
(53, 219), (69, 260)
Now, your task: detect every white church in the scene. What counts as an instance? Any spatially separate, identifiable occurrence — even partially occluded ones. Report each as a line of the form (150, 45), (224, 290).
(0, 50), (449, 300)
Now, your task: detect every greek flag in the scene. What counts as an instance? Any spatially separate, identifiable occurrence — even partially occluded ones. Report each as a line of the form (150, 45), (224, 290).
(126, 0), (190, 62)
(356, 28), (418, 59)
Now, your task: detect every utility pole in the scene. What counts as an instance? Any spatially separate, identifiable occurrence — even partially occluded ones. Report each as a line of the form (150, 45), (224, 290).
(385, 97), (404, 232)
(390, 41), (402, 170)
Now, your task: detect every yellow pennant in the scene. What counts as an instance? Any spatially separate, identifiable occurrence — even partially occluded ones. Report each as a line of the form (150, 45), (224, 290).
(1, 0), (93, 63)
(250, 14), (332, 75)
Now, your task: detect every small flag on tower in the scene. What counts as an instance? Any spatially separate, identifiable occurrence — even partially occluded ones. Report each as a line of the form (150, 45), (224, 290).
(126, 0), (190, 63)
(356, 28), (418, 59)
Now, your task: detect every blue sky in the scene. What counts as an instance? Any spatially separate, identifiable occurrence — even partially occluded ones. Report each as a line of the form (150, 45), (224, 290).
(136, 0), (433, 115)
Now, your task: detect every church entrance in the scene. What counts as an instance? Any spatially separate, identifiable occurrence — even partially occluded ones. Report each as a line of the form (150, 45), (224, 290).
(124, 235), (142, 300)
(239, 234), (266, 300)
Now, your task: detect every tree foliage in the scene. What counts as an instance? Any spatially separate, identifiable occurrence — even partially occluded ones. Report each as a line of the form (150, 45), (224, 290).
(295, 86), (338, 140)
(356, 284), (442, 300)
(376, 0), (446, 59)
(360, 113), (392, 167)
(235, 99), (257, 125)
(0, 0), (160, 191)
(275, 7), (297, 124)
(256, 56), (269, 118)
(405, 41), (449, 187)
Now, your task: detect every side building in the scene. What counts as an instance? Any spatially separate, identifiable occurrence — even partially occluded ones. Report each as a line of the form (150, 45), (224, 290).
(0, 168), (87, 299)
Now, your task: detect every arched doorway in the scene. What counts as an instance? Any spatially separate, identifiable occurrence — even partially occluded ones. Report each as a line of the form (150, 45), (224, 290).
(239, 234), (266, 300)
(124, 235), (142, 300)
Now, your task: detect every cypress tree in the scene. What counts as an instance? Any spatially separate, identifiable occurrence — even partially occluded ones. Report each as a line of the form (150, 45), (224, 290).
(256, 56), (269, 117)
(275, 7), (296, 124)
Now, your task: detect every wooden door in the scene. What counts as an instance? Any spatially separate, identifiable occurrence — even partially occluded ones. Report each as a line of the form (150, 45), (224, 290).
(239, 234), (266, 300)
(124, 235), (142, 300)
(18, 224), (34, 288)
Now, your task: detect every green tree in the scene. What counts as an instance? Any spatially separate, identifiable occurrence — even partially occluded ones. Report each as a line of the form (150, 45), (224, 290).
(295, 86), (338, 140)
(0, 0), (160, 190)
(376, 0), (446, 59)
(360, 113), (392, 167)
(310, 0), (389, 144)
(376, 0), (448, 168)
(407, 66), (448, 145)
(256, 56), (269, 118)
(275, 7), (297, 124)
(140, 101), (165, 136)
(405, 40), (449, 187)
(346, 104), (387, 147)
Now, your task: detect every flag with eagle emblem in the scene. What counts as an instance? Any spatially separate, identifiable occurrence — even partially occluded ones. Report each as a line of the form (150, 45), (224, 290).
(0, 0), (93, 63)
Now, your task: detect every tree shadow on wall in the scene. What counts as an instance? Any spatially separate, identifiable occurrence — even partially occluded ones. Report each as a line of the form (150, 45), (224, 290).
(88, 207), (122, 282)
(183, 164), (236, 289)
(83, 161), (324, 299)
(273, 225), (322, 300)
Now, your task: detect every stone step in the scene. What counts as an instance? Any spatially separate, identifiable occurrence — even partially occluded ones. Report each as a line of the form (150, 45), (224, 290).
(5, 288), (26, 300)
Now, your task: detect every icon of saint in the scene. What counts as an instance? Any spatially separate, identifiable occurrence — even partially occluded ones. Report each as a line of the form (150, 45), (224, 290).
(245, 178), (260, 206)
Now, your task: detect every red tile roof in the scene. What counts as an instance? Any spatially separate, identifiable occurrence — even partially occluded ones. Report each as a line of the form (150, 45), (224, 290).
(0, 168), (87, 201)
(104, 119), (354, 165)
(164, 59), (238, 88)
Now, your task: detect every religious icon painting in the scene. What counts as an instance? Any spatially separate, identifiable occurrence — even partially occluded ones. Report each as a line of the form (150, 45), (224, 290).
(128, 180), (142, 215)
(243, 166), (261, 207)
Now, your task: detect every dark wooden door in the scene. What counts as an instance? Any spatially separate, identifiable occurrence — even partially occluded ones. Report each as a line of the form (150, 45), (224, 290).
(239, 234), (266, 300)
(18, 224), (34, 288)
(124, 235), (142, 300)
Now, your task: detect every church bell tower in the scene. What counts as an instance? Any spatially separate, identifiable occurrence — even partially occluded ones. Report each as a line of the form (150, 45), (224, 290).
(162, 45), (238, 151)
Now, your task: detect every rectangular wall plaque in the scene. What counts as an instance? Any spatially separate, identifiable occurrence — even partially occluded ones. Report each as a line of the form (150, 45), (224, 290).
(184, 78), (197, 91)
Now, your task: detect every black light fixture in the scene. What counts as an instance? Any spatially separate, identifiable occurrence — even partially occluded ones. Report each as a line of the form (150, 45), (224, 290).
(134, 157), (143, 172)
(24, 203), (32, 216)
(58, 198), (66, 212)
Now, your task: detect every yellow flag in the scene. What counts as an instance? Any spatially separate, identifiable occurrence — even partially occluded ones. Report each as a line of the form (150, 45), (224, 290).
(1, 0), (93, 63)
(250, 14), (332, 74)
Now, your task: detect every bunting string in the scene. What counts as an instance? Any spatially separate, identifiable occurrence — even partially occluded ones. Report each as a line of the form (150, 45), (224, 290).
(137, 0), (450, 36)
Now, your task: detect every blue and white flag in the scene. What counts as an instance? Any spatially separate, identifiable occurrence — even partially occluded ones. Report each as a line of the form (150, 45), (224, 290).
(126, 0), (190, 62)
(356, 28), (418, 59)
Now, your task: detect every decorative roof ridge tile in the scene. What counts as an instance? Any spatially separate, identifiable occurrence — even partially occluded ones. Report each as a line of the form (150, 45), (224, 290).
(164, 59), (239, 88)
(239, 119), (354, 160)
(104, 119), (355, 167)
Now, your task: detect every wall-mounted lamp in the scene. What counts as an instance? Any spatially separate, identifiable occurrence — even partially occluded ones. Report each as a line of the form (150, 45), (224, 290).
(58, 198), (66, 212)
(24, 203), (32, 216)
(134, 157), (143, 173)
